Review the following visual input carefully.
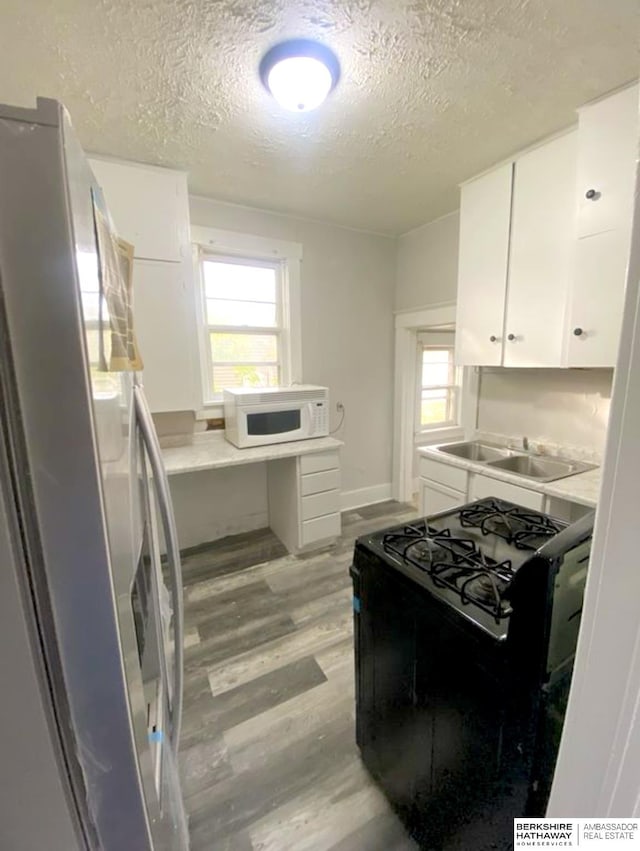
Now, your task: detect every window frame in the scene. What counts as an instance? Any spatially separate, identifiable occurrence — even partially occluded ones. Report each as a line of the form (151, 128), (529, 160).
(191, 226), (302, 413)
(415, 342), (461, 433)
(200, 253), (284, 400)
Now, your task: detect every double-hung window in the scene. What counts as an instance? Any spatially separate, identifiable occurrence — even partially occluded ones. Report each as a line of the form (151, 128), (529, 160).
(192, 227), (302, 407)
(416, 337), (460, 431)
(201, 255), (282, 397)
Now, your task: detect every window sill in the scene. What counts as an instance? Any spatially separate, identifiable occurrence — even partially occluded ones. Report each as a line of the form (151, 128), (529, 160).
(195, 405), (224, 421)
(414, 425), (465, 446)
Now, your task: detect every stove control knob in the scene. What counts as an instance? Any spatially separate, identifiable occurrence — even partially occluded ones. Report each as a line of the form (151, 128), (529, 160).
(507, 333), (516, 341)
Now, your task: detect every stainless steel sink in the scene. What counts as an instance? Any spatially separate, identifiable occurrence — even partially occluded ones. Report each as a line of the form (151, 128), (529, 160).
(484, 454), (596, 482)
(433, 440), (597, 483)
(437, 441), (514, 463)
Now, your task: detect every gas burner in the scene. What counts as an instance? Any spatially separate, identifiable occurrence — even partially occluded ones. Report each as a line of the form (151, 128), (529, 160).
(406, 538), (447, 565)
(459, 499), (563, 550)
(381, 520), (515, 622)
(461, 572), (508, 610)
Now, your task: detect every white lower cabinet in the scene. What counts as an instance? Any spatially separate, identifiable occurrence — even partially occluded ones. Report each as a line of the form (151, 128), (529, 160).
(419, 479), (466, 516)
(418, 455), (468, 515)
(268, 450), (341, 552)
(419, 456), (468, 492)
(418, 453), (592, 520)
(469, 473), (544, 511)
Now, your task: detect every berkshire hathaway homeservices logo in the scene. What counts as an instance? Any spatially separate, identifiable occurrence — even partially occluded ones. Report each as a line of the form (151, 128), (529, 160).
(515, 820), (577, 847)
(514, 819), (640, 848)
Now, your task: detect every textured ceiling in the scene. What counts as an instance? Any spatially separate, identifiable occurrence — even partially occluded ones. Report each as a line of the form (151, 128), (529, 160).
(0, 1), (638, 234)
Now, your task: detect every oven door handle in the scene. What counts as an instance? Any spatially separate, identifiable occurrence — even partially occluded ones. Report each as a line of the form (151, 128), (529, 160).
(134, 384), (184, 754)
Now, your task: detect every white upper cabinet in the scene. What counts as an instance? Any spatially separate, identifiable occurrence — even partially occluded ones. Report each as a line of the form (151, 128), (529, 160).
(503, 131), (577, 367)
(455, 163), (513, 366)
(133, 260), (197, 412)
(575, 84), (639, 239)
(565, 84), (639, 368)
(89, 157), (189, 263)
(456, 133), (577, 367)
(455, 83), (639, 369)
(565, 229), (630, 367)
(88, 155), (199, 412)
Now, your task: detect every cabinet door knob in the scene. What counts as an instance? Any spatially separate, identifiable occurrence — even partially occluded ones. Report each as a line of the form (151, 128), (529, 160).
(489, 335), (497, 342)
(507, 333), (516, 341)
(585, 188), (599, 200)
(573, 327), (584, 337)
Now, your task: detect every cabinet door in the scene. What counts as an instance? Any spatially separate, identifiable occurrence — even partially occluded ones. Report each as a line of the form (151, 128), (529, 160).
(503, 131), (577, 367)
(89, 158), (189, 262)
(455, 163), (513, 366)
(576, 84), (639, 239)
(565, 228), (630, 367)
(469, 473), (544, 511)
(419, 479), (466, 517)
(133, 260), (197, 412)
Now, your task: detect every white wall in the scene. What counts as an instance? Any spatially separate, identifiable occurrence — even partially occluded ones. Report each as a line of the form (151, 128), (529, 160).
(158, 194), (397, 551)
(395, 211), (460, 311)
(477, 368), (613, 458)
(169, 464), (269, 550)
(189, 196), (397, 501)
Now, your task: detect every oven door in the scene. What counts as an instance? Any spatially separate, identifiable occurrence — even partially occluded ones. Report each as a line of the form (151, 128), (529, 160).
(238, 400), (312, 446)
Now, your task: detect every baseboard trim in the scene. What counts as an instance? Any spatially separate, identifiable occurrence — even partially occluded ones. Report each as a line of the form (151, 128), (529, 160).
(340, 483), (392, 512)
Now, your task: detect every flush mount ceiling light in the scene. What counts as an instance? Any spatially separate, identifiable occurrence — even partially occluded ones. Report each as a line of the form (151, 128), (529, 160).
(259, 39), (340, 112)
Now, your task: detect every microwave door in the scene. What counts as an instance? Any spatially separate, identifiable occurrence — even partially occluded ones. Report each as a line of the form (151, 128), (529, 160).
(241, 400), (311, 445)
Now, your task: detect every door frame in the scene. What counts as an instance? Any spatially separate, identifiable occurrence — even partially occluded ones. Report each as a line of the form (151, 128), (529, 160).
(392, 303), (478, 503)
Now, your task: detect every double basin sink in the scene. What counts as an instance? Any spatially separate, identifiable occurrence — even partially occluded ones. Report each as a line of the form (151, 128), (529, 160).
(434, 441), (596, 483)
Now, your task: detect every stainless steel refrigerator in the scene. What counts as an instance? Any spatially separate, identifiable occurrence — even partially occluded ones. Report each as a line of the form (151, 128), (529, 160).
(0, 99), (189, 850)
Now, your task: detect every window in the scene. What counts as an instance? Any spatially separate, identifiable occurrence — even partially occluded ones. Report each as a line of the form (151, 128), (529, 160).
(200, 256), (282, 397)
(416, 343), (459, 430)
(192, 226), (302, 407)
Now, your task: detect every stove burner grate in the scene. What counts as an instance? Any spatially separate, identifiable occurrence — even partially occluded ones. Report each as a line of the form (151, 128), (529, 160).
(458, 498), (563, 549)
(381, 520), (515, 622)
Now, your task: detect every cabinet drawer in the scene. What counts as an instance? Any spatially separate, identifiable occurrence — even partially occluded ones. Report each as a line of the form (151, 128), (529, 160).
(419, 457), (468, 492)
(301, 469), (340, 496)
(301, 490), (341, 522)
(469, 474), (544, 511)
(300, 451), (339, 475)
(301, 512), (341, 546)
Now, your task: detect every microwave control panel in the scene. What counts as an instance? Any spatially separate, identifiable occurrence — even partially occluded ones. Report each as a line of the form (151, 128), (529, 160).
(312, 401), (329, 435)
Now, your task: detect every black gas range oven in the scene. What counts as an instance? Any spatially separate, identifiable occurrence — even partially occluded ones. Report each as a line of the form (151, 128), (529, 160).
(350, 497), (593, 850)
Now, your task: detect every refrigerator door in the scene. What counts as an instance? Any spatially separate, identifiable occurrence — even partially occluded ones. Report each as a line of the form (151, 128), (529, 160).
(0, 428), (86, 851)
(134, 383), (185, 752)
(0, 98), (188, 849)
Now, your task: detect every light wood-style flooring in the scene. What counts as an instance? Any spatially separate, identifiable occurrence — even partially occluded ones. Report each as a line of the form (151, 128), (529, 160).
(178, 500), (421, 851)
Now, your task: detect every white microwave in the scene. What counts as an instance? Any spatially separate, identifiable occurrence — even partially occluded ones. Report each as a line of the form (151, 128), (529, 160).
(223, 385), (330, 448)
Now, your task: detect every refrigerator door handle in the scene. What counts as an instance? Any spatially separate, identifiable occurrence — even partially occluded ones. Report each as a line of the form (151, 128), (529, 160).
(133, 384), (184, 754)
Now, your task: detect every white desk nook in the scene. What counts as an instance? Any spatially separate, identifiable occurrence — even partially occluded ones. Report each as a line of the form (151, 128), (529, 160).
(162, 431), (344, 554)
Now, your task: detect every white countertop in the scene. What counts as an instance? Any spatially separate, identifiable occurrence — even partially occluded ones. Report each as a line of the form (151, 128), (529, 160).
(162, 431), (344, 476)
(418, 445), (601, 508)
